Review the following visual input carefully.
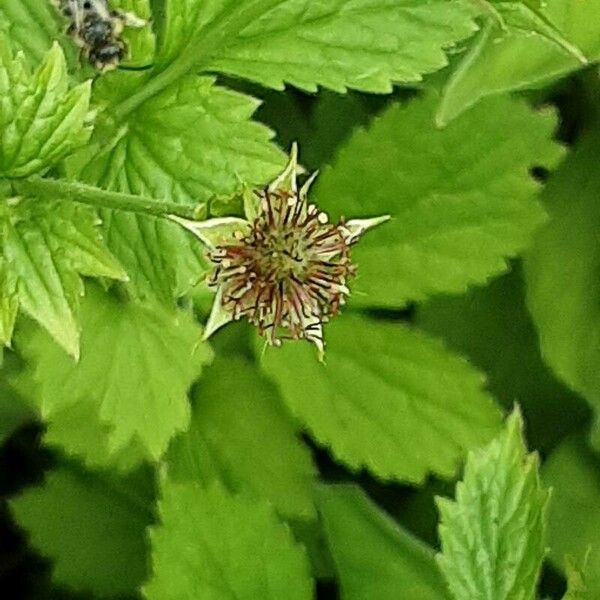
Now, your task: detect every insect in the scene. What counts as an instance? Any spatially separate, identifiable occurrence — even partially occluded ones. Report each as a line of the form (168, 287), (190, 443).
(52, 0), (145, 71)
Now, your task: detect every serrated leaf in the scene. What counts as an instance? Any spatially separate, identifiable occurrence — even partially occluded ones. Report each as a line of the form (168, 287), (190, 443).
(437, 0), (600, 124)
(543, 438), (600, 598)
(416, 266), (588, 452)
(315, 93), (562, 307)
(0, 200), (126, 356)
(0, 43), (91, 177)
(166, 357), (316, 520)
(70, 74), (284, 304)
(16, 284), (213, 461)
(0, 0), (65, 65)
(260, 313), (501, 483)
(436, 409), (549, 600)
(176, 0), (480, 93)
(143, 479), (314, 600)
(317, 484), (449, 599)
(10, 461), (155, 597)
(524, 129), (600, 447)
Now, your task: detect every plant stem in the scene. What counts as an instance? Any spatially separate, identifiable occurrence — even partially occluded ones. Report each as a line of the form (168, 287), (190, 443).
(12, 176), (203, 220)
(111, 0), (284, 122)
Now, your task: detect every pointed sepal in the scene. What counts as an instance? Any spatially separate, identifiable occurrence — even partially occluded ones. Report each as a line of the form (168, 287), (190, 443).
(341, 215), (391, 244)
(202, 287), (235, 340)
(169, 215), (250, 250)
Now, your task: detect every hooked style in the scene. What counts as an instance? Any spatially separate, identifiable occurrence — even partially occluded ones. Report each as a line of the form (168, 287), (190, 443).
(172, 145), (389, 357)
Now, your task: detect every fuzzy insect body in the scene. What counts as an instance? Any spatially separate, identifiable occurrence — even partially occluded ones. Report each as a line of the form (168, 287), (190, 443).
(52, 0), (144, 71)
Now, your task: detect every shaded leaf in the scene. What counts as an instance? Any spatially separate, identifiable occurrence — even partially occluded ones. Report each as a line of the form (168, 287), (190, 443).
(166, 357), (316, 520)
(10, 461), (155, 597)
(317, 484), (449, 599)
(543, 438), (600, 598)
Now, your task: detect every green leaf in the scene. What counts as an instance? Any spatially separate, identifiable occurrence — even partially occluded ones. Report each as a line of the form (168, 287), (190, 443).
(166, 357), (316, 520)
(315, 93), (562, 308)
(260, 313), (501, 483)
(181, 0), (479, 93)
(524, 129), (600, 447)
(0, 257), (18, 345)
(317, 484), (449, 599)
(416, 266), (588, 452)
(0, 42), (91, 177)
(0, 0), (64, 65)
(10, 461), (155, 597)
(112, 0), (156, 66)
(543, 438), (600, 598)
(562, 554), (592, 600)
(16, 284), (213, 461)
(437, 0), (600, 124)
(143, 479), (314, 599)
(0, 199), (126, 356)
(70, 74), (284, 304)
(436, 408), (549, 600)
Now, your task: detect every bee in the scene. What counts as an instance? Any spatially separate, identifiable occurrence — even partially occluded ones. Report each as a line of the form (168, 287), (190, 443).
(52, 0), (145, 71)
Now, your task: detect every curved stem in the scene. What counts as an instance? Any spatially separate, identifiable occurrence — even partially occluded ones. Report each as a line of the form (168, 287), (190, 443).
(12, 176), (205, 220)
(111, 0), (283, 122)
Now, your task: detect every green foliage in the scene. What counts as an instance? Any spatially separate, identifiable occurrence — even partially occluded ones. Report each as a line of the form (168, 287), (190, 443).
(16, 285), (212, 462)
(416, 266), (589, 451)
(315, 93), (563, 307)
(0, 43), (90, 178)
(144, 478), (313, 599)
(562, 554), (592, 599)
(0, 1), (597, 597)
(543, 438), (600, 597)
(10, 461), (155, 596)
(166, 357), (316, 520)
(1, 200), (126, 356)
(0, 0), (65, 65)
(156, 0), (479, 92)
(317, 484), (449, 599)
(437, 409), (549, 600)
(437, 0), (600, 124)
(261, 313), (501, 483)
(525, 128), (600, 448)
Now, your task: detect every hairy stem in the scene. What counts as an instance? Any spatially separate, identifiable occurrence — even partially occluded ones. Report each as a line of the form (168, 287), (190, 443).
(111, 0), (283, 121)
(12, 176), (204, 220)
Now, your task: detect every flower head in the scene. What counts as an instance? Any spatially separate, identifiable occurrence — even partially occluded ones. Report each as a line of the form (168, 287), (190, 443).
(172, 145), (388, 357)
